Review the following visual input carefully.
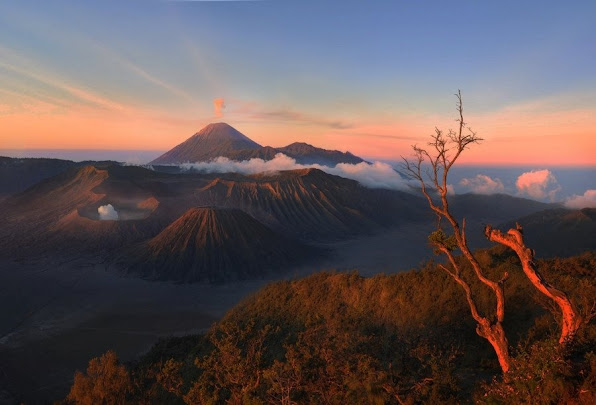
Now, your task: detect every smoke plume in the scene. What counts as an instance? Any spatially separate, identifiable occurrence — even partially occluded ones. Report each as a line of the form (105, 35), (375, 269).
(213, 98), (226, 118)
(98, 204), (119, 220)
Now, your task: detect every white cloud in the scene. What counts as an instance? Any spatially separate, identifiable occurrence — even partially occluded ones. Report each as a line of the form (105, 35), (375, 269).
(459, 174), (505, 195)
(515, 169), (560, 201)
(330, 161), (409, 189)
(180, 153), (411, 190)
(564, 189), (596, 209)
(98, 204), (119, 220)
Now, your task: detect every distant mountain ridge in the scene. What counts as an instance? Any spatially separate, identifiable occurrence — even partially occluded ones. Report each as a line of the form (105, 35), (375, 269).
(0, 164), (423, 260)
(1, 162), (591, 283)
(151, 122), (365, 166)
(0, 156), (118, 197)
(500, 207), (596, 258)
(277, 142), (364, 165)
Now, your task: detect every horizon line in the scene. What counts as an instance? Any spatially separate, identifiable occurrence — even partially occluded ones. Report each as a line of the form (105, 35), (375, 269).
(1, 149), (595, 168)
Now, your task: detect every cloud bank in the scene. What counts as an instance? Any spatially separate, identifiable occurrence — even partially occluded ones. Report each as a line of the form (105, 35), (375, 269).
(98, 204), (119, 220)
(515, 169), (560, 201)
(565, 189), (596, 209)
(330, 161), (411, 189)
(180, 153), (411, 190)
(459, 174), (505, 194)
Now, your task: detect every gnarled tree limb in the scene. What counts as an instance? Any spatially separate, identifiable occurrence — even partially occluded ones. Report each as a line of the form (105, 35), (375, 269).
(485, 224), (582, 344)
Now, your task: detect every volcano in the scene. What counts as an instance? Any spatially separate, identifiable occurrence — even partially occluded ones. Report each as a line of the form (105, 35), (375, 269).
(125, 207), (318, 283)
(0, 162), (420, 259)
(151, 123), (262, 164)
(276, 142), (364, 165)
(150, 122), (365, 165)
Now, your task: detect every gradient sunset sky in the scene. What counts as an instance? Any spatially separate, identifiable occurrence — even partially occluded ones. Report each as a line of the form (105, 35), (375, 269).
(1, 0), (594, 164)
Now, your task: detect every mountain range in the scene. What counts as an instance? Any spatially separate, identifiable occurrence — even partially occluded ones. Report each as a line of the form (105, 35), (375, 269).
(501, 207), (596, 257)
(2, 160), (589, 282)
(0, 123), (594, 283)
(0, 163), (423, 257)
(150, 122), (365, 165)
(1, 125), (594, 405)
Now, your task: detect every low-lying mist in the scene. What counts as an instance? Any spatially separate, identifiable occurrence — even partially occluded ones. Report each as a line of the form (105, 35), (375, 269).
(177, 153), (413, 190)
(140, 157), (595, 206)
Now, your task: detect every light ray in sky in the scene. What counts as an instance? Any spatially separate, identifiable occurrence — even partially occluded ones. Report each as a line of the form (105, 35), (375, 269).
(0, 59), (127, 112)
(0, 0), (594, 164)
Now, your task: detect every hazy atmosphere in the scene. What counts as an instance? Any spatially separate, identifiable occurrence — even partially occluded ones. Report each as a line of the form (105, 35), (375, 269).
(1, 1), (595, 404)
(1, 0), (595, 164)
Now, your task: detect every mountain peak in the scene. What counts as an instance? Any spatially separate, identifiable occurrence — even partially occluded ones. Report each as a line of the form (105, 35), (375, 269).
(151, 122), (366, 166)
(204, 122), (232, 129)
(195, 122), (237, 135)
(192, 122), (257, 142)
(276, 142), (365, 166)
(127, 206), (315, 282)
(151, 123), (261, 164)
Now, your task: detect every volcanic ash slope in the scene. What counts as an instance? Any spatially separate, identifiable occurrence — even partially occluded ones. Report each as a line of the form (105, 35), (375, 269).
(125, 207), (321, 283)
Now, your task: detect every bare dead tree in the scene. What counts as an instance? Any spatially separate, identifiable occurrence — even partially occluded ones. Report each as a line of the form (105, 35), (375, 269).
(402, 91), (584, 374)
(402, 90), (512, 372)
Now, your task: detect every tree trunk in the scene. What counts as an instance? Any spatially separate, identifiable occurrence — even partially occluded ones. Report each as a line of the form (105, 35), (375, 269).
(440, 256), (512, 374)
(476, 320), (512, 373)
(485, 225), (582, 345)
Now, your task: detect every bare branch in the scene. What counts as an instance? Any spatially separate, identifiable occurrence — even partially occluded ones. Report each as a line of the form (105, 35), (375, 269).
(485, 225), (582, 344)
(402, 91), (510, 373)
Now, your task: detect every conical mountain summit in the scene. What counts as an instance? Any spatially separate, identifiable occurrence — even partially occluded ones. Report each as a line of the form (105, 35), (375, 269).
(151, 122), (365, 165)
(126, 207), (318, 282)
(151, 123), (262, 164)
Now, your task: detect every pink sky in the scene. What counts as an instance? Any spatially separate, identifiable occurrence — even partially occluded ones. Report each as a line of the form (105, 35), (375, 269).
(1, 1), (595, 165)
(1, 94), (594, 165)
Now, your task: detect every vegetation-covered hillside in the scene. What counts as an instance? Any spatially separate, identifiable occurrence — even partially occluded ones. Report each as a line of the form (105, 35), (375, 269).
(63, 248), (595, 404)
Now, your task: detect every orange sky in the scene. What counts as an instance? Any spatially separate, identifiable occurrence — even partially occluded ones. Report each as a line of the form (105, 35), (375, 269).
(2, 1), (596, 165)
(1, 96), (594, 165)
